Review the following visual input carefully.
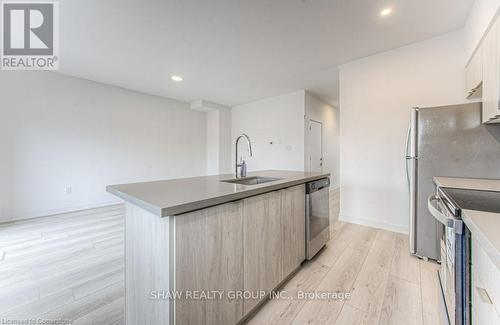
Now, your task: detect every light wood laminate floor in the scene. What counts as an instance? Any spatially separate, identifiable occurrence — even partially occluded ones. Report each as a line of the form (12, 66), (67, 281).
(0, 205), (125, 325)
(248, 221), (442, 325)
(0, 206), (441, 325)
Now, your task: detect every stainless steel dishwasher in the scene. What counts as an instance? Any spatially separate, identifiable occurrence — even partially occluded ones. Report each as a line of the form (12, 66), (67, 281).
(306, 178), (330, 260)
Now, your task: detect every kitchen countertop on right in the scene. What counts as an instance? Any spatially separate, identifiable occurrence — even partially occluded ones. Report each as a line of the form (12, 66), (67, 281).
(434, 176), (500, 271)
(433, 176), (500, 192)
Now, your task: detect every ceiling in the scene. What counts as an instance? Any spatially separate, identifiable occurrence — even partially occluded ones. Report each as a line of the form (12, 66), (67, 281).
(58, 0), (474, 107)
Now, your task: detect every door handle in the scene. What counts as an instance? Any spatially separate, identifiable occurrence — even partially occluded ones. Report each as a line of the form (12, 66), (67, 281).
(405, 123), (411, 157)
(405, 123), (413, 187)
(476, 287), (493, 305)
(427, 195), (463, 234)
(405, 158), (410, 189)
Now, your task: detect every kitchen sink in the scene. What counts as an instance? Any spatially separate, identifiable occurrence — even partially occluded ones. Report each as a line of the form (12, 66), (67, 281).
(220, 176), (283, 186)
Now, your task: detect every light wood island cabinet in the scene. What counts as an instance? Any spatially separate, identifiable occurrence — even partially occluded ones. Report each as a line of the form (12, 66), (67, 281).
(242, 190), (283, 314)
(175, 201), (244, 325)
(174, 184), (306, 324)
(281, 185), (306, 279)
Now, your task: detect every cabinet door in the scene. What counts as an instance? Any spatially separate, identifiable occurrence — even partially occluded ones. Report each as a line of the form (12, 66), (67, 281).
(243, 191), (282, 314)
(495, 16), (500, 122)
(482, 18), (500, 123)
(281, 185), (306, 278)
(175, 201), (244, 325)
(471, 237), (500, 324)
(466, 48), (482, 98)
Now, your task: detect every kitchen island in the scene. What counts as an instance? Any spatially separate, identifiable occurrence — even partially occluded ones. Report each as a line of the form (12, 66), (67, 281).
(107, 170), (329, 325)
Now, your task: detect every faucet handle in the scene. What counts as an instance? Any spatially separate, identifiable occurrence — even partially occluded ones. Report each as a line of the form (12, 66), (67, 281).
(241, 160), (247, 177)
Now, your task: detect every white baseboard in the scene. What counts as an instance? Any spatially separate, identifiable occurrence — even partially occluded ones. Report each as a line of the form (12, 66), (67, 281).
(339, 214), (408, 235)
(1, 199), (123, 224)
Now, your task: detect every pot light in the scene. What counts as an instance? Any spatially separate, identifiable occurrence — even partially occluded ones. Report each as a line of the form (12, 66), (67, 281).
(380, 7), (392, 16)
(171, 75), (183, 82)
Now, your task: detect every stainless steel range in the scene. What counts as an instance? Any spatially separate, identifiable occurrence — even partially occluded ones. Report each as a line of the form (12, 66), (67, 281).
(428, 185), (500, 325)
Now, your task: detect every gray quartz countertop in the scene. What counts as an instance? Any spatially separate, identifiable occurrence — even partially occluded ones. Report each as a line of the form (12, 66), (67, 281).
(107, 170), (330, 217)
(433, 176), (500, 192)
(434, 176), (500, 270)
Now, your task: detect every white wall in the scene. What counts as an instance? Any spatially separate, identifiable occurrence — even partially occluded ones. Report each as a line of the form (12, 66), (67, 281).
(231, 91), (305, 172)
(218, 107), (232, 174)
(339, 31), (467, 233)
(464, 0), (500, 61)
(304, 91), (340, 188)
(0, 71), (207, 222)
(206, 109), (220, 175)
(206, 106), (232, 175)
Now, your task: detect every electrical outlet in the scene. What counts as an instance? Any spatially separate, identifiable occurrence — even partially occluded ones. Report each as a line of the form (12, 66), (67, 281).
(66, 186), (72, 194)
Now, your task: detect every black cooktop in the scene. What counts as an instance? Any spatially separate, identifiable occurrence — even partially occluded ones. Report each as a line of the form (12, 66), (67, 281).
(441, 187), (500, 214)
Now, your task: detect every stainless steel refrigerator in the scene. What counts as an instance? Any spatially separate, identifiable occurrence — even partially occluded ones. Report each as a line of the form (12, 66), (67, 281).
(405, 103), (500, 261)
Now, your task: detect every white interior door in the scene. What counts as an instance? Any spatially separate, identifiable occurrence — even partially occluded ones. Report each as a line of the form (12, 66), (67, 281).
(308, 120), (323, 172)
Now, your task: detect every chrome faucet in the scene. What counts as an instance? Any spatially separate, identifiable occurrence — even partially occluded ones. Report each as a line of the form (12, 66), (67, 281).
(235, 134), (253, 178)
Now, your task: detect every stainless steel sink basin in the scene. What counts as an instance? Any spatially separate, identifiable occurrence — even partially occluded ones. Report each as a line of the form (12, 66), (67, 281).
(220, 176), (283, 186)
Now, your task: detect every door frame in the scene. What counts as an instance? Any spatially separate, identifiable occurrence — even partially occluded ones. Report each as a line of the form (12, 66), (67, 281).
(307, 119), (323, 172)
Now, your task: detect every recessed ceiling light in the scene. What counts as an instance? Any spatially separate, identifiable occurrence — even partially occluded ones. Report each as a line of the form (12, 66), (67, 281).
(171, 75), (183, 82)
(380, 8), (392, 17)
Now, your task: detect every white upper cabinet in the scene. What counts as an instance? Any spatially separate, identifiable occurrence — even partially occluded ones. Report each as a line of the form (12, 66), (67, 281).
(466, 45), (482, 99)
(466, 14), (500, 123)
(481, 17), (500, 123)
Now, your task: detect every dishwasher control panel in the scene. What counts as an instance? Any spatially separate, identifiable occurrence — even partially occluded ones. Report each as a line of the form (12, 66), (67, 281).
(306, 178), (330, 193)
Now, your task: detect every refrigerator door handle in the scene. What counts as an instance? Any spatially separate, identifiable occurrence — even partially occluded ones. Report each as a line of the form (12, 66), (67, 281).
(405, 123), (411, 187)
(405, 122), (411, 157)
